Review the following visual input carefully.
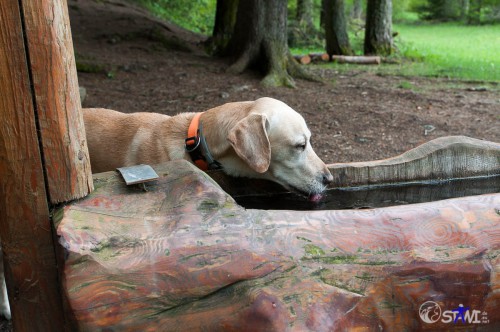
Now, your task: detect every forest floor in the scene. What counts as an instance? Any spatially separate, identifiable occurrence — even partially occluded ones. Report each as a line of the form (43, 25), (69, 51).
(0, 1), (498, 330)
(71, 0), (499, 164)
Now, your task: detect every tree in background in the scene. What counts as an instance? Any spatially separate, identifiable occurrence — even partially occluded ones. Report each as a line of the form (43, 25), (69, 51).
(351, 0), (364, 19)
(413, 0), (499, 24)
(297, 0), (316, 33)
(459, 0), (471, 21)
(289, 0), (322, 48)
(364, 0), (393, 55)
(418, 0), (461, 21)
(209, 0), (239, 54)
(323, 0), (353, 55)
(468, 0), (482, 24)
(225, 0), (313, 87)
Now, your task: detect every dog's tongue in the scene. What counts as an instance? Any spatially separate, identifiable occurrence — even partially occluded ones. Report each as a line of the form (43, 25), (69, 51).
(308, 193), (323, 202)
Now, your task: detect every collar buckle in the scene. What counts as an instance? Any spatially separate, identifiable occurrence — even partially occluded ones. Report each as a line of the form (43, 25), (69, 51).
(185, 114), (223, 171)
(185, 132), (201, 153)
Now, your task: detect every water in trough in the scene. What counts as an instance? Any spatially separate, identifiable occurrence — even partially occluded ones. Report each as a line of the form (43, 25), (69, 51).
(234, 175), (500, 211)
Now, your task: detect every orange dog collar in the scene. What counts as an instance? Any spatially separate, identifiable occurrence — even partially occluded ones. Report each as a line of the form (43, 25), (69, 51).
(185, 113), (222, 171)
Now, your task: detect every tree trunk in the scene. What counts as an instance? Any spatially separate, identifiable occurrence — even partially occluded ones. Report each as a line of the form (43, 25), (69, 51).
(467, 0), (482, 24)
(460, 0), (470, 20)
(324, 0), (353, 56)
(352, 0), (363, 19)
(226, 0), (312, 87)
(210, 0), (239, 55)
(364, 0), (393, 56)
(296, 0), (315, 33)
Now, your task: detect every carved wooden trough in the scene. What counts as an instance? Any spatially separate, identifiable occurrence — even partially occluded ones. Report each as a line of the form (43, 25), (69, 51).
(56, 136), (500, 331)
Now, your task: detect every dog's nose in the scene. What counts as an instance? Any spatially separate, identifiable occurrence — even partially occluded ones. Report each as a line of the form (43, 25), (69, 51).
(322, 172), (334, 185)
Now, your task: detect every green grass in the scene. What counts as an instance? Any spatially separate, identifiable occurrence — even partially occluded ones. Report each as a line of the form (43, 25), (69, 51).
(394, 23), (500, 82)
(293, 23), (500, 82)
(133, 0), (215, 34)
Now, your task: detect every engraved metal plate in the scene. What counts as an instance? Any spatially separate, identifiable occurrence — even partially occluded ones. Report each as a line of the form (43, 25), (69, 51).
(116, 164), (159, 185)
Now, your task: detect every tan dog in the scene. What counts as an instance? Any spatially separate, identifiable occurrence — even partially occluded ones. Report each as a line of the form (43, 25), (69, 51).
(83, 97), (332, 199)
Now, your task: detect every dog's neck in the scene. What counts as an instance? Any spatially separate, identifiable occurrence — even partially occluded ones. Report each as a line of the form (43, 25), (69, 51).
(196, 103), (267, 179)
(185, 112), (221, 170)
(198, 104), (252, 158)
(175, 104), (268, 179)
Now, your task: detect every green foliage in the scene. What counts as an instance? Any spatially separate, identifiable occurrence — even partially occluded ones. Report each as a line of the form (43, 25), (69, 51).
(392, 0), (413, 22)
(131, 0), (216, 34)
(416, 0), (462, 21)
(413, 0), (500, 24)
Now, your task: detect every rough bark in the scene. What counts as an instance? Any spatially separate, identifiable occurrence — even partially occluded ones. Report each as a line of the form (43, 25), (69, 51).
(324, 0), (353, 56)
(226, 0), (315, 87)
(364, 0), (394, 56)
(209, 0), (239, 55)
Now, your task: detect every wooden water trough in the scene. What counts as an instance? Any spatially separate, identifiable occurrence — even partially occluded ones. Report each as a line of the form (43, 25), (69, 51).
(56, 136), (500, 331)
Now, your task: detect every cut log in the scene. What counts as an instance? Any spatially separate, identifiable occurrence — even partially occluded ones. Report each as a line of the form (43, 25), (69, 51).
(293, 54), (311, 65)
(331, 55), (381, 64)
(294, 53), (331, 65)
(57, 137), (500, 330)
(309, 52), (330, 62)
(294, 54), (381, 65)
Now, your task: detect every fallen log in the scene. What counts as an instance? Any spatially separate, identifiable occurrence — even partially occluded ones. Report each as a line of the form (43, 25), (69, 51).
(309, 52), (330, 62)
(56, 136), (500, 331)
(293, 53), (329, 65)
(331, 55), (381, 65)
(294, 54), (382, 65)
(293, 54), (311, 65)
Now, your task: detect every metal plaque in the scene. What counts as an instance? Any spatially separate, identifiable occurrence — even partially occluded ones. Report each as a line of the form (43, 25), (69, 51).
(117, 164), (159, 185)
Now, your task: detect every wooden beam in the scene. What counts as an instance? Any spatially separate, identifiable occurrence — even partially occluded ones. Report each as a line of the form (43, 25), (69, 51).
(1, 0), (92, 329)
(20, 0), (93, 204)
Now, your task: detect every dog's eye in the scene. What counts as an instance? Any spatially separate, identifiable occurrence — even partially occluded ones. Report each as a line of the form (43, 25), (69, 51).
(295, 143), (307, 150)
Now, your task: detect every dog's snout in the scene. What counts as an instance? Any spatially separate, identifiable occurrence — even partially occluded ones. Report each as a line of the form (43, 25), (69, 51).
(322, 171), (333, 186)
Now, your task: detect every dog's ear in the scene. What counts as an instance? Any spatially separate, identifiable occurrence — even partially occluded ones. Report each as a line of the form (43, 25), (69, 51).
(227, 113), (270, 173)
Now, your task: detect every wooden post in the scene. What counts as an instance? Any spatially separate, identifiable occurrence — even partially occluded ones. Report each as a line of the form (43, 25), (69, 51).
(21, 0), (93, 203)
(0, 0), (92, 330)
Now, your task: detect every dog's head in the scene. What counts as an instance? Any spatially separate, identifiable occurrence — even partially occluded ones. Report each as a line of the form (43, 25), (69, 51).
(226, 97), (333, 200)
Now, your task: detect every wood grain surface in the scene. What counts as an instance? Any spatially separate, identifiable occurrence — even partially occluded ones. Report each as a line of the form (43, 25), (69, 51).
(21, 0), (93, 203)
(0, 0), (67, 329)
(57, 160), (500, 331)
